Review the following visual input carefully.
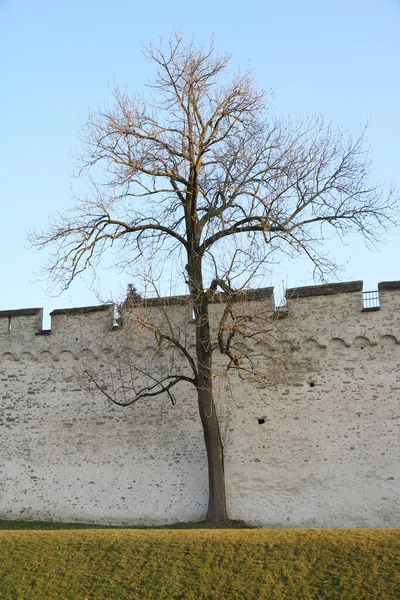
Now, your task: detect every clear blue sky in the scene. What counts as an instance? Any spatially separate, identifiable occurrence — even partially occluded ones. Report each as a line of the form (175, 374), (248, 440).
(1, 0), (399, 320)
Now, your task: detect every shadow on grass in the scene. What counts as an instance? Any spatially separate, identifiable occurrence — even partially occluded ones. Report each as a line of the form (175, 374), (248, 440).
(0, 518), (253, 530)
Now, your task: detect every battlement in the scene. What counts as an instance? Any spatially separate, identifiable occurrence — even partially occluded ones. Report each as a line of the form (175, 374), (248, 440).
(0, 303), (114, 345)
(0, 281), (399, 344)
(0, 281), (400, 337)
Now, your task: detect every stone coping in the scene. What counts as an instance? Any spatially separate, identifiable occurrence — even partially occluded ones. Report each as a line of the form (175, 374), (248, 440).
(124, 287), (274, 307)
(50, 304), (113, 316)
(286, 281), (363, 299)
(378, 281), (400, 291)
(2, 281), (400, 318)
(0, 308), (42, 318)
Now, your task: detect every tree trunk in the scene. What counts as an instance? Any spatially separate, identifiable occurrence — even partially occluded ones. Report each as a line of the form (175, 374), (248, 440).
(194, 285), (227, 522)
(185, 192), (227, 521)
(197, 377), (227, 521)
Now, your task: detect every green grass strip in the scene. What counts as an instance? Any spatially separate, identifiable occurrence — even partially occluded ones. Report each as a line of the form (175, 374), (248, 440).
(0, 529), (398, 599)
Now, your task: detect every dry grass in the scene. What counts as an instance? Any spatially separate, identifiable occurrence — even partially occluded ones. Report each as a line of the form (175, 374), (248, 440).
(0, 527), (398, 599)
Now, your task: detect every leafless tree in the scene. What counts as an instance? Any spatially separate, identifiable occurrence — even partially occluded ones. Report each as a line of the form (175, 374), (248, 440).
(33, 33), (397, 521)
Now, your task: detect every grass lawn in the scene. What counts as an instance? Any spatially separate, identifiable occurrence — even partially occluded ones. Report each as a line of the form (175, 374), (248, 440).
(0, 524), (398, 599)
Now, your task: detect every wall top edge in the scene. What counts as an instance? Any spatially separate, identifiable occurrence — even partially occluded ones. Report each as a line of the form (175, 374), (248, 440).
(50, 304), (113, 316)
(378, 281), (400, 291)
(137, 294), (190, 307)
(124, 287), (275, 308)
(0, 308), (42, 318)
(235, 287), (274, 301)
(2, 281), (400, 319)
(152, 287), (274, 306)
(286, 281), (363, 299)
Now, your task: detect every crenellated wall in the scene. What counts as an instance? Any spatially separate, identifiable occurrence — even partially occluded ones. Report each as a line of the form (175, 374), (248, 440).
(0, 281), (399, 526)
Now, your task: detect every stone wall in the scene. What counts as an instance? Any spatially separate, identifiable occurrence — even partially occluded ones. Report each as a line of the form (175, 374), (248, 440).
(0, 281), (399, 526)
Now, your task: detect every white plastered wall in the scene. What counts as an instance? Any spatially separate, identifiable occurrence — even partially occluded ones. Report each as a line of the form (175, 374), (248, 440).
(0, 284), (399, 526)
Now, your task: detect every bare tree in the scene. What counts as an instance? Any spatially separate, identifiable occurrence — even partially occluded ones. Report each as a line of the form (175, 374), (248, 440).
(33, 33), (397, 521)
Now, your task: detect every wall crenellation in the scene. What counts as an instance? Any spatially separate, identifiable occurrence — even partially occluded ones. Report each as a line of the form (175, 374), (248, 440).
(0, 280), (399, 345)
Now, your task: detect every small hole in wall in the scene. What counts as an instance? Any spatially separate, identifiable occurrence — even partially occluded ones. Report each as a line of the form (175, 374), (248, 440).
(257, 418), (266, 425)
(309, 382), (315, 388)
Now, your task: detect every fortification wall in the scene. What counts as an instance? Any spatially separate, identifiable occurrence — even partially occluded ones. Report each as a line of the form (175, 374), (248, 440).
(0, 281), (399, 526)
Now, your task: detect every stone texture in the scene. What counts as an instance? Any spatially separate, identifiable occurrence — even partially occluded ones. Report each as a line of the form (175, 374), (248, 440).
(0, 281), (399, 526)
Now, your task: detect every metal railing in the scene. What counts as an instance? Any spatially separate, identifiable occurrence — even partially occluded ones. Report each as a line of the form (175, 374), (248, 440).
(362, 290), (380, 311)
